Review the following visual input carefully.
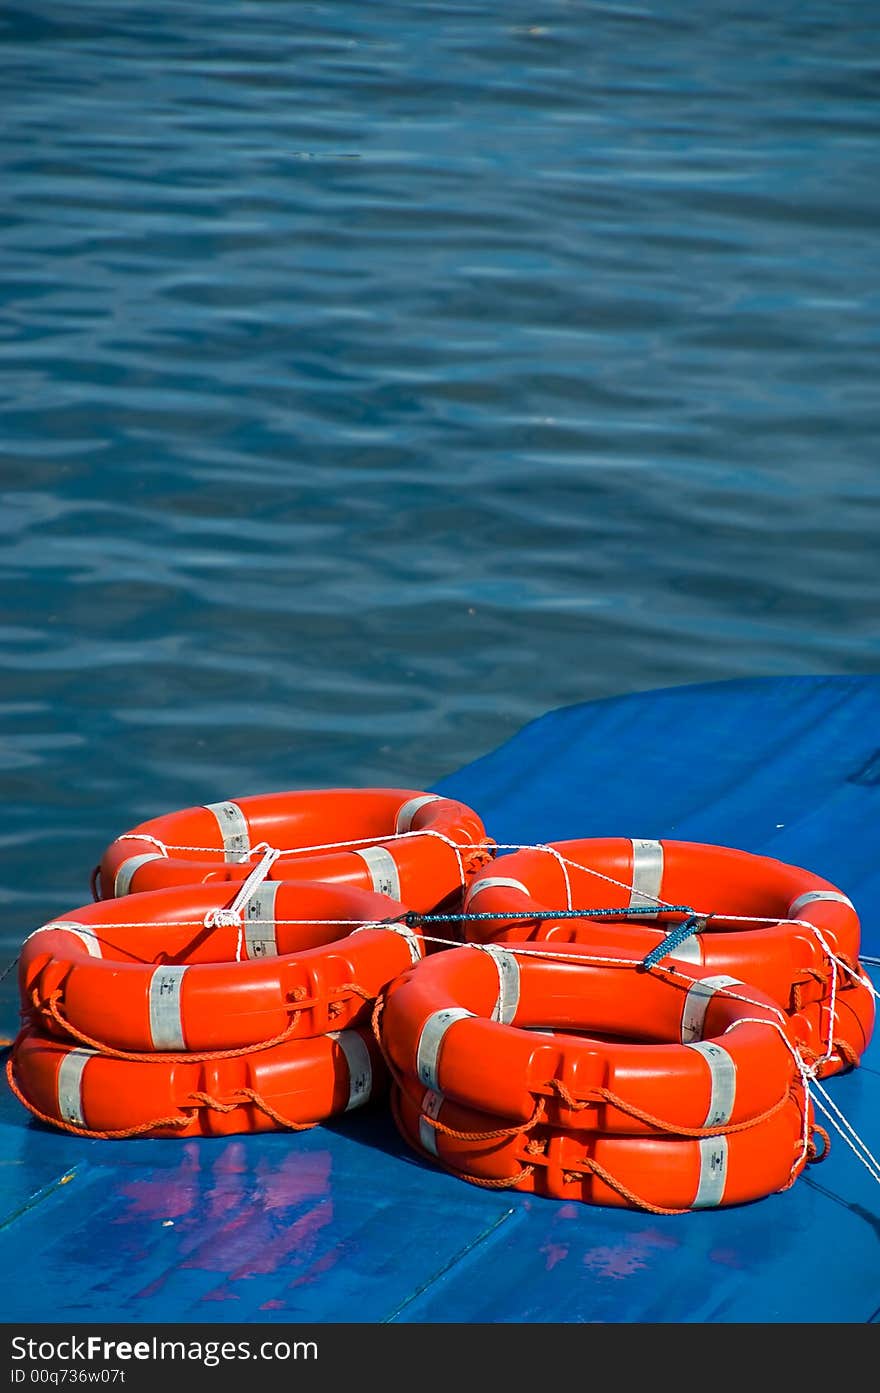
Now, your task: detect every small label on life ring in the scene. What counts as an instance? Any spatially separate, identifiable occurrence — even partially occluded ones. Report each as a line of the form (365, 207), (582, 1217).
(204, 801), (251, 864)
(244, 882), (279, 958)
(328, 1030), (373, 1111)
(686, 1039), (736, 1125)
(484, 945), (521, 1024)
(680, 974), (742, 1043)
(57, 1048), (96, 1126)
(148, 965), (187, 1050)
(419, 1089), (444, 1155)
(693, 1135), (729, 1208)
(352, 845), (401, 899)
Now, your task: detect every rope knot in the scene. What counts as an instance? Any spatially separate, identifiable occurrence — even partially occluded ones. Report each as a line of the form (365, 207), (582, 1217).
(204, 907), (242, 930)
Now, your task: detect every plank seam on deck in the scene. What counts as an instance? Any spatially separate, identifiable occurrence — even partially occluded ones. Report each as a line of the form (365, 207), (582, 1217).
(381, 1207), (518, 1323)
(0, 1166), (80, 1232)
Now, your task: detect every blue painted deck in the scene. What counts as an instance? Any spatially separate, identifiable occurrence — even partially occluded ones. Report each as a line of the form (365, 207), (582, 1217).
(1, 675), (878, 1324)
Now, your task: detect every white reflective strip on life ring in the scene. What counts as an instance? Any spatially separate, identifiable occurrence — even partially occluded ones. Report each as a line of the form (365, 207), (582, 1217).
(395, 923), (423, 962)
(465, 876), (530, 910)
(204, 801), (251, 863)
(114, 852), (163, 896)
(419, 1089), (444, 1155)
(327, 1030), (373, 1111)
(629, 839), (664, 915)
(788, 889), (854, 917)
(680, 974), (742, 1044)
(244, 882), (279, 958)
(396, 794), (441, 833)
(148, 965), (187, 1050)
(24, 922), (103, 959)
(484, 945), (521, 1024)
(349, 921), (422, 962)
(416, 1007), (475, 1091)
(692, 1135), (728, 1208)
(667, 934), (703, 965)
(352, 845), (401, 899)
(57, 1048), (96, 1127)
(686, 1039), (736, 1125)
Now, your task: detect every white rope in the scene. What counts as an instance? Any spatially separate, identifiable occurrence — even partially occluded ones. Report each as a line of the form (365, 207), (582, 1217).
(114, 832), (169, 856)
(406, 827), (466, 889)
(808, 1075), (880, 1184)
(112, 827), (469, 858)
(457, 843), (878, 1061)
(485, 842), (682, 911)
(203, 842), (281, 960)
(349, 920), (424, 961)
(13, 882), (879, 1195)
(533, 843), (574, 910)
(405, 936), (880, 1197)
(34, 917), (396, 931)
(721, 1014), (880, 1191)
(719, 1013), (814, 1176)
(410, 934), (880, 1191)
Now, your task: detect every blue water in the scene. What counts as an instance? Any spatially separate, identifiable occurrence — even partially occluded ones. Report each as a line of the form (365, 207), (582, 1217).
(1, 2), (879, 1034)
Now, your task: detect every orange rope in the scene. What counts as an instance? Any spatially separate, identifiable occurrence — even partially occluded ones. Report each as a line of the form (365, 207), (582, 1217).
(418, 1096), (546, 1142)
(5, 1055), (190, 1140)
(187, 1087), (316, 1132)
(463, 840), (497, 875)
(31, 977), (378, 1060)
(33, 988), (309, 1063)
(792, 956), (863, 1014)
(7, 1057), (320, 1139)
(455, 1167), (536, 1189)
(549, 1077), (792, 1137)
(799, 1039), (860, 1073)
(370, 989), (388, 1053)
(387, 1085), (534, 1189)
(808, 1124), (832, 1163)
(327, 981), (372, 1019)
(560, 1156), (692, 1216)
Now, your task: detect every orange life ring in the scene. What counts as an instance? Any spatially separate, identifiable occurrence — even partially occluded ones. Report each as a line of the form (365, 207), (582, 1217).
(390, 1075), (812, 1213)
(7, 1023), (384, 1139)
(377, 941), (817, 1212)
(19, 880), (421, 1054)
(461, 838), (874, 1077)
(94, 787), (492, 914)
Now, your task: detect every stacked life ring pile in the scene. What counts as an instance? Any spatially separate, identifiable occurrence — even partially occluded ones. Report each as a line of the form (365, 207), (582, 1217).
(8, 789), (491, 1140)
(6, 792), (876, 1216)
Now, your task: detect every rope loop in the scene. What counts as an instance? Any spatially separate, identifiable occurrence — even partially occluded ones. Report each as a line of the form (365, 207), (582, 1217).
(40, 988), (307, 1063)
(187, 1086), (316, 1132)
(549, 1076), (791, 1137)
